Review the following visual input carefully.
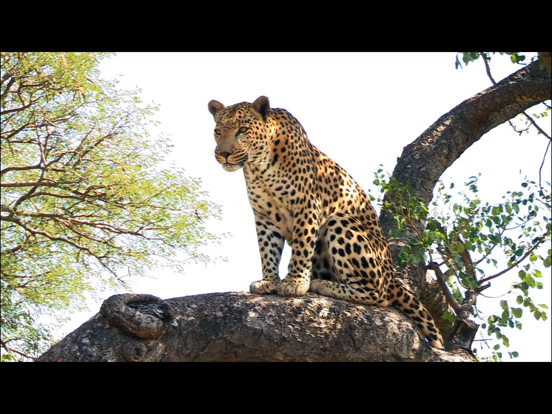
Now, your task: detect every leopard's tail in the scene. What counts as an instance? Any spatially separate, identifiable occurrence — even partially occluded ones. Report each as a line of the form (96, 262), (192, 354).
(388, 280), (444, 349)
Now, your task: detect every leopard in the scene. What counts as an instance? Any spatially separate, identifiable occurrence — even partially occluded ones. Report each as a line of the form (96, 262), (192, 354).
(207, 96), (444, 349)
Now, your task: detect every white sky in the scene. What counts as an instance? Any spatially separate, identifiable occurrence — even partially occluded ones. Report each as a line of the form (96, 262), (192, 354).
(60, 52), (550, 362)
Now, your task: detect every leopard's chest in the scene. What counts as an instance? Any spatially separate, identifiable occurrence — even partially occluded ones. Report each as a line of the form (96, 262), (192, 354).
(243, 165), (300, 243)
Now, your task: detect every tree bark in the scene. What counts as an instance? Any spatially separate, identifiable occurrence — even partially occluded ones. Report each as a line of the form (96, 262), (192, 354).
(37, 60), (550, 363)
(37, 293), (473, 362)
(379, 58), (551, 342)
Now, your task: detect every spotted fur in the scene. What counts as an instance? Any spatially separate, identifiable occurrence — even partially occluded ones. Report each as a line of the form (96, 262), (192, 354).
(207, 96), (444, 349)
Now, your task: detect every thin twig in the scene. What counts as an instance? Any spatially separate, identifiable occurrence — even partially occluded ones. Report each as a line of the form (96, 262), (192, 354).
(479, 234), (547, 283)
(539, 139), (551, 188)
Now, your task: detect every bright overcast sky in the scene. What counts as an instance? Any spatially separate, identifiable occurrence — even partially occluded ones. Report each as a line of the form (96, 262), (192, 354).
(58, 52), (550, 361)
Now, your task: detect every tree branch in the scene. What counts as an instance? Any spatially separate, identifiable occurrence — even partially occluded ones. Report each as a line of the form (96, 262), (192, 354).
(1, 341), (37, 361)
(37, 293), (473, 362)
(1, 180), (80, 188)
(482, 53), (551, 141)
(427, 262), (463, 315)
(379, 59), (551, 337)
(479, 234), (547, 284)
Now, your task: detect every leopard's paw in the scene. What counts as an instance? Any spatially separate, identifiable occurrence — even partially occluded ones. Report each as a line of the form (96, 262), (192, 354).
(277, 277), (310, 297)
(309, 279), (331, 295)
(250, 280), (278, 294)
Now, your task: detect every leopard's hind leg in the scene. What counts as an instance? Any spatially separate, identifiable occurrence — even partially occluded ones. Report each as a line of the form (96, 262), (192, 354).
(309, 214), (389, 307)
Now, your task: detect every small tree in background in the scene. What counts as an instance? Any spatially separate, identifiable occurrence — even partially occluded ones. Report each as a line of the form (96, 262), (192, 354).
(1, 52), (223, 361)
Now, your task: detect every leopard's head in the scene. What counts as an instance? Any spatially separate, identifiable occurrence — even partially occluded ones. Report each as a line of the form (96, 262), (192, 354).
(207, 96), (271, 172)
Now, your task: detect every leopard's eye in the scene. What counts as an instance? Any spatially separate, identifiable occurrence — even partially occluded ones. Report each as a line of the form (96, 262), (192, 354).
(214, 128), (221, 135)
(235, 126), (249, 138)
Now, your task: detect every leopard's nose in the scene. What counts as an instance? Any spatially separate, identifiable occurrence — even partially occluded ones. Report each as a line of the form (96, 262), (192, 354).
(219, 152), (231, 160)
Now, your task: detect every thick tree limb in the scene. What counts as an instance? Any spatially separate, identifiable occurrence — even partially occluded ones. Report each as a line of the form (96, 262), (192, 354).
(37, 293), (474, 362)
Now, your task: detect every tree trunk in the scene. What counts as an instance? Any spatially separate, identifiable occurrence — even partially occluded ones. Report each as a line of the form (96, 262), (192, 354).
(37, 59), (550, 362)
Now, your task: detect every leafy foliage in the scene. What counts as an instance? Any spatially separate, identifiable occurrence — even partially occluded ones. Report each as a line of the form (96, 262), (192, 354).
(370, 169), (550, 361)
(454, 52), (528, 69)
(1, 52), (223, 360)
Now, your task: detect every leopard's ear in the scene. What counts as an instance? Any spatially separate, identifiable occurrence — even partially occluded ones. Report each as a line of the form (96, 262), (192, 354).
(208, 100), (225, 120)
(251, 96), (270, 121)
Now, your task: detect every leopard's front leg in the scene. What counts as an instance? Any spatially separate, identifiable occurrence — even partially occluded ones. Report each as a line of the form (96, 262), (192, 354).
(249, 219), (285, 294)
(276, 206), (319, 297)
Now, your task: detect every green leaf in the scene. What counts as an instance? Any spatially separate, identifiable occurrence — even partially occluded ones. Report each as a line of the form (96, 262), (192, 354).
(510, 53), (526, 64)
(518, 270), (526, 279)
(457, 52), (482, 68)
(443, 311), (457, 323)
(511, 308), (523, 318)
(500, 300), (508, 311)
